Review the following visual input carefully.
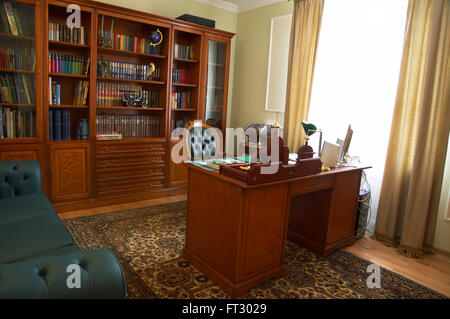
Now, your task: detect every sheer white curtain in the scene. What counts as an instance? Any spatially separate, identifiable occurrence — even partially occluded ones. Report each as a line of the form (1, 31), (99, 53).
(307, 0), (408, 231)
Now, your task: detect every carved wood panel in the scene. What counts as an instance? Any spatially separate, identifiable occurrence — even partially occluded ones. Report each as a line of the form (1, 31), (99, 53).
(0, 150), (38, 161)
(51, 145), (89, 201)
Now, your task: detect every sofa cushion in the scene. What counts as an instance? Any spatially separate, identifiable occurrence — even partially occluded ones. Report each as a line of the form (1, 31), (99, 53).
(0, 161), (42, 199)
(0, 214), (76, 264)
(0, 194), (54, 227)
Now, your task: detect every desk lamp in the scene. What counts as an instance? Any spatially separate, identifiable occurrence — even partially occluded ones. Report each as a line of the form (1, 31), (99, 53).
(297, 121), (322, 159)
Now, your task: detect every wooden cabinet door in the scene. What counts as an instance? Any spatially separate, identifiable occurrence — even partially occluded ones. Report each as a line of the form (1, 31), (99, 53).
(168, 139), (188, 186)
(50, 144), (90, 202)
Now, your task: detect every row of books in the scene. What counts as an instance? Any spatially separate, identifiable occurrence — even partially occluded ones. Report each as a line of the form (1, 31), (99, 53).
(98, 30), (161, 55)
(0, 73), (35, 105)
(172, 68), (193, 84)
(96, 114), (160, 138)
(0, 47), (35, 71)
(48, 22), (87, 45)
(97, 59), (160, 81)
(171, 91), (192, 109)
(0, 107), (35, 138)
(96, 82), (159, 107)
(49, 52), (90, 75)
(48, 109), (71, 141)
(0, 2), (34, 37)
(174, 44), (194, 60)
(48, 78), (89, 106)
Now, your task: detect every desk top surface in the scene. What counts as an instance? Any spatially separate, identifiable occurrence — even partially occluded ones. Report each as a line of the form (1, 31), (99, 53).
(186, 161), (371, 189)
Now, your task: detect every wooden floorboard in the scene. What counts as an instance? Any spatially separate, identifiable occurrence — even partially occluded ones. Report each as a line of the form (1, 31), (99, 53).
(60, 194), (450, 298)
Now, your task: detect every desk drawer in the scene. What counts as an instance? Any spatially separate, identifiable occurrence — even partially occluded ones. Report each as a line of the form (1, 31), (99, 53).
(290, 175), (334, 195)
(96, 165), (165, 182)
(96, 142), (165, 155)
(96, 177), (165, 196)
(96, 154), (165, 168)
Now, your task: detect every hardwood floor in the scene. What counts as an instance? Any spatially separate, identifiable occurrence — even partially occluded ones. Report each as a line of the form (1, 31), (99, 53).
(59, 194), (450, 298)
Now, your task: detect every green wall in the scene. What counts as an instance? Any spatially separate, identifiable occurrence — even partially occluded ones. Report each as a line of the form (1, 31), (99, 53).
(230, 1), (293, 129)
(92, 0), (237, 127)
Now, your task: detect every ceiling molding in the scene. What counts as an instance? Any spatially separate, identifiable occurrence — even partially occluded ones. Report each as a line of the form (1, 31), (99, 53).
(195, 0), (286, 14)
(195, 0), (238, 13)
(238, 0), (286, 13)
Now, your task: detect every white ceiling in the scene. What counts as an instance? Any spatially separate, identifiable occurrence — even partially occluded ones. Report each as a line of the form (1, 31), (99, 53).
(195, 0), (286, 13)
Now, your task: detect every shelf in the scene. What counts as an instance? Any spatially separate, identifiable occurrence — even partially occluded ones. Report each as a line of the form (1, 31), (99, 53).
(97, 47), (166, 60)
(0, 137), (39, 144)
(172, 108), (196, 112)
(0, 103), (35, 107)
(208, 63), (224, 67)
(95, 137), (166, 143)
(49, 139), (90, 144)
(96, 106), (165, 111)
(97, 77), (165, 85)
(0, 33), (35, 41)
(173, 83), (197, 88)
(174, 58), (199, 64)
(49, 105), (89, 109)
(48, 73), (90, 79)
(49, 40), (90, 49)
(0, 69), (35, 74)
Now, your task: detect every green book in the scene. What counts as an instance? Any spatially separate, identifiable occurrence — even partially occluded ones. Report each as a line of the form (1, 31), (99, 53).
(12, 7), (23, 36)
(3, 2), (18, 35)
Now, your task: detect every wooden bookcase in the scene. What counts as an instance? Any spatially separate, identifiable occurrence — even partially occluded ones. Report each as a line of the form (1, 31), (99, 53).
(0, 0), (234, 212)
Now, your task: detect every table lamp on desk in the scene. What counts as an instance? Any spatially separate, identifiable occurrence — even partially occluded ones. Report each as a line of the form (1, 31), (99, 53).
(297, 121), (323, 159)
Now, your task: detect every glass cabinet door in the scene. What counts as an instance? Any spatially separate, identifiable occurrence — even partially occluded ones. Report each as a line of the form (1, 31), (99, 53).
(204, 39), (228, 132)
(0, 0), (38, 139)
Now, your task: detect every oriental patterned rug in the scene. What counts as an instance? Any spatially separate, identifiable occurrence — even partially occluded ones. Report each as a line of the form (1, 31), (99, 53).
(63, 201), (445, 299)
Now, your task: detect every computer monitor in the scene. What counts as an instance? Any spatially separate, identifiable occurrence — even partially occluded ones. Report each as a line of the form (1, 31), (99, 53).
(339, 125), (353, 163)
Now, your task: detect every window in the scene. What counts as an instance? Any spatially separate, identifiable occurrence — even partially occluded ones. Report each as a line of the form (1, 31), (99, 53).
(307, 0), (408, 231)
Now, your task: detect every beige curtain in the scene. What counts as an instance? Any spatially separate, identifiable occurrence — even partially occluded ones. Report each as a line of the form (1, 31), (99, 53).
(283, 0), (324, 152)
(374, 0), (450, 258)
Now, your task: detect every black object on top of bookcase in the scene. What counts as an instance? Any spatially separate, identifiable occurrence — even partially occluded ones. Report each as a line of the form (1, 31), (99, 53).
(176, 14), (215, 29)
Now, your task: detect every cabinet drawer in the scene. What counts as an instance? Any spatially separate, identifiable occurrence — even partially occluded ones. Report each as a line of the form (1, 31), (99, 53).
(96, 154), (165, 168)
(289, 175), (334, 195)
(96, 165), (165, 182)
(96, 142), (165, 155)
(96, 177), (165, 196)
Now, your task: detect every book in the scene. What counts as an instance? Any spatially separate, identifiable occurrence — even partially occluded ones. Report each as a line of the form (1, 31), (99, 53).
(49, 109), (53, 141)
(3, 2), (18, 36)
(61, 110), (70, 140)
(54, 109), (61, 140)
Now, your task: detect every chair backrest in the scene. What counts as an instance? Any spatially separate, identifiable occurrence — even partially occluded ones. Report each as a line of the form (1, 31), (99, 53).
(0, 160), (42, 199)
(185, 123), (221, 161)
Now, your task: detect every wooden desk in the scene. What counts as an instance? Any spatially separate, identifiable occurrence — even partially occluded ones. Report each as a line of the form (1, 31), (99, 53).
(183, 163), (369, 297)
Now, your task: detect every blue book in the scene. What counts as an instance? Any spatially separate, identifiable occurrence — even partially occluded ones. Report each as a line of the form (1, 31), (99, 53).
(54, 110), (61, 140)
(62, 110), (70, 140)
(49, 109), (53, 141)
(56, 84), (61, 105)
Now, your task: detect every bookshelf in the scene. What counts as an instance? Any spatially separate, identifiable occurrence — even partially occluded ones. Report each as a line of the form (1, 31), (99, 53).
(0, 0), (41, 142)
(2, 0), (234, 211)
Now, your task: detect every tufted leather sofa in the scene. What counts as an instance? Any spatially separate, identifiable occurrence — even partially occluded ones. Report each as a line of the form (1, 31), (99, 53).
(0, 160), (126, 298)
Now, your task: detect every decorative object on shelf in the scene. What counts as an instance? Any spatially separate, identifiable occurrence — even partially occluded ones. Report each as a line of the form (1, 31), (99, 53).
(76, 118), (89, 140)
(297, 121), (322, 159)
(99, 56), (111, 77)
(98, 15), (113, 48)
(149, 29), (163, 47)
(145, 63), (155, 80)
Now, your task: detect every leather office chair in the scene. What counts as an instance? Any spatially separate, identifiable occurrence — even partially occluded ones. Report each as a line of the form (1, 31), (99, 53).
(185, 122), (222, 161)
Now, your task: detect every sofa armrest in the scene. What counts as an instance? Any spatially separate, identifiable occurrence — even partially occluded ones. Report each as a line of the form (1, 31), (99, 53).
(0, 160), (42, 199)
(0, 250), (126, 299)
